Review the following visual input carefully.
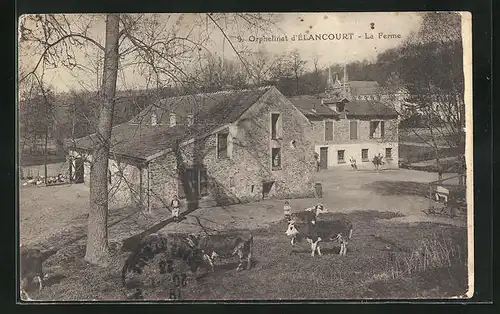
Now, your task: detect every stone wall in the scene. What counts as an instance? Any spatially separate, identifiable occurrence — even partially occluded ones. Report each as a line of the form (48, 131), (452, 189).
(146, 87), (316, 208)
(310, 117), (399, 170)
(108, 159), (146, 210)
(311, 117), (399, 146)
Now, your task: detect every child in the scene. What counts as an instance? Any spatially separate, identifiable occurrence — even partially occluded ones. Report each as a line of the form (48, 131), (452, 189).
(349, 157), (358, 170)
(283, 200), (292, 221)
(171, 195), (180, 222)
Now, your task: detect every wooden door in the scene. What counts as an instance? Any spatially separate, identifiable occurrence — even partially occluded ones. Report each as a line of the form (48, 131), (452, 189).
(186, 168), (199, 200)
(262, 181), (275, 199)
(319, 147), (328, 170)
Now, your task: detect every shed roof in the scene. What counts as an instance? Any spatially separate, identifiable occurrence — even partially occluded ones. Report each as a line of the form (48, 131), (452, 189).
(344, 100), (399, 117)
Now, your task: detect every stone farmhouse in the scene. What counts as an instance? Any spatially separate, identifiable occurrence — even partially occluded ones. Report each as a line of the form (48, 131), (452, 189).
(66, 86), (316, 210)
(289, 66), (400, 170)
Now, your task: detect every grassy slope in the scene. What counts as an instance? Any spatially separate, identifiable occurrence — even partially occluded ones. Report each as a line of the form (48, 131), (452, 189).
(29, 210), (468, 301)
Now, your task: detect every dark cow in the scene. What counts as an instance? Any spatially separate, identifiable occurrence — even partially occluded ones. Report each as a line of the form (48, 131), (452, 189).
(20, 248), (44, 300)
(121, 233), (208, 296)
(285, 219), (353, 256)
(289, 203), (327, 225)
(186, 231), (253, 272)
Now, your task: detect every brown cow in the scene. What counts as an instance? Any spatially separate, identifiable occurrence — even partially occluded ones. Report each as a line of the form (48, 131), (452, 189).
(186, 231), (253, 272)
(20, 248), (46, 300)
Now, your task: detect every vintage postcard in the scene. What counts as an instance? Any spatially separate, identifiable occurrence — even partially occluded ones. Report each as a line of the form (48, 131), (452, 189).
(17, 12), (473, 301)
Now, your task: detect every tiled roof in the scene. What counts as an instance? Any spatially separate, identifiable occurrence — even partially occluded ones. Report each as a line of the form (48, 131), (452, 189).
(70, 87), (273, 160)
(288, 96), (339, 117)
(344, 100), (399, 117)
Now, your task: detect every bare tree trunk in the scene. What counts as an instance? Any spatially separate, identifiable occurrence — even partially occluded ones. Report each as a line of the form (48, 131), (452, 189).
(84, 14), (120, 266)
(44, 125), (48, 184)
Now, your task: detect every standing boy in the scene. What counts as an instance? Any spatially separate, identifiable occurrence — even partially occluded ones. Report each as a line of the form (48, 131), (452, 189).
(283, 200), (292, 221)
(171, 195), (180, 222)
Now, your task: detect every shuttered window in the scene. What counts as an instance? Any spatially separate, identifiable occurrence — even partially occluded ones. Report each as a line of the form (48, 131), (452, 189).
(271, 113), (282, 140)
(272, 147), (282, 170)
(385, 148), (392, 159)
(337, 150), (345, 163)
(362, 149), (369, 161)
(324, 121), (334, 141)
(217, 133), (229, 159)
(370, 120), (385, 139)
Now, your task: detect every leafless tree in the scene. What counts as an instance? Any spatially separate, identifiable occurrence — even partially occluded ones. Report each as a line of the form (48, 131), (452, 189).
(380, 12), (465, 179)
(289, 49), (308, 95)
(195, 52), (249, 91)
(19, 13), (279, 267)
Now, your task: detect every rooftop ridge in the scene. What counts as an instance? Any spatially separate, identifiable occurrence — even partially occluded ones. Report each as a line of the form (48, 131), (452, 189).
(163, 85), (274, 100)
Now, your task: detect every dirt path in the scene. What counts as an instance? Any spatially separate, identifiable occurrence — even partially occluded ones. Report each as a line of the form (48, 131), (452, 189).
(20, 168), (466, 253)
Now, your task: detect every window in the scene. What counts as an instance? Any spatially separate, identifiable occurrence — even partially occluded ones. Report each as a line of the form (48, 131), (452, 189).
(370, 120), (385, 139)
(361, 149), (369, 162)
(385, 148), (393, 160)
(169, 113), (176, 127)
(178, 167), (208, 199)
(151, 112), (157, 126)
(337, 150), (345, 164)
(108, 170), (112, 184)
(217, 133), (229, 159)
(271, 113), (281, 140)
(200, 169), (208, 196)
(324, 121), (334, 141)
(271, 147), (281, 170)
(349, 121), (358, 140)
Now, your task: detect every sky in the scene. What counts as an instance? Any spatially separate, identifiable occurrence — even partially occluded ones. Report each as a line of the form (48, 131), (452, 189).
(18, 12), (424, 93)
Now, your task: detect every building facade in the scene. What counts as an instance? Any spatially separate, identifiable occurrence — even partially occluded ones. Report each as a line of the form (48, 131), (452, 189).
(67, 86), (316, 210)
(289, 66), (400, 170)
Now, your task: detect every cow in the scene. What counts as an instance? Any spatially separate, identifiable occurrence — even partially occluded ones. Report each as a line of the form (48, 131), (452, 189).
(435, 185), (450, 204)
(121, 233), (208, 296)
(185, 231), (254, 272)
(289, 203), (327, 225)
(285, 219), (353, 256)
(20, 248), (45, 301)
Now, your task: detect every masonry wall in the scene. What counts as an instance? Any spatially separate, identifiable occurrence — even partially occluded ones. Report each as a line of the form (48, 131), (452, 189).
(314, 142), (399, 169)
(67, 150), (147, 210)
(310, 116), (399, 169)
(311, 117), (399, 145)
(232, 87), (317, 201)
(147, 153), (179, 210)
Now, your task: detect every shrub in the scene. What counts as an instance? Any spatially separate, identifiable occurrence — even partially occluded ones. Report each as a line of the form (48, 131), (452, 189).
(384, 233), (465, 280)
